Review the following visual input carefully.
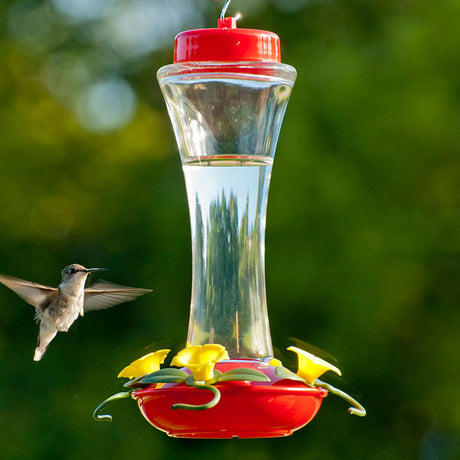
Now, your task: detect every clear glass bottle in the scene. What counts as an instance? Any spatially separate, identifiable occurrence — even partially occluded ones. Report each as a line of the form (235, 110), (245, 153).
(157, 20), (296, 360)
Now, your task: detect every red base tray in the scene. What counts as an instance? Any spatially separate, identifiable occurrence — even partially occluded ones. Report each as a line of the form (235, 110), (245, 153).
(133, 360), (327, 439)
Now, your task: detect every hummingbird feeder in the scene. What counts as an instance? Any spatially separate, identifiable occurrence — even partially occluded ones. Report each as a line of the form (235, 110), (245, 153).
(94, 0), (365, 438)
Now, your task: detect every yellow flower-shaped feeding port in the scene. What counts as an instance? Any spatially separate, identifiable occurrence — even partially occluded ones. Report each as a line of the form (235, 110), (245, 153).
(117, 349), (171, 379)
(287, 346), (341, 385)
(171, 344), (229, 383)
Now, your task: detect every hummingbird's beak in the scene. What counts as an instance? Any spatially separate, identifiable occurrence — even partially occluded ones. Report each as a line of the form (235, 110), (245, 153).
(85, 268), (107, 273)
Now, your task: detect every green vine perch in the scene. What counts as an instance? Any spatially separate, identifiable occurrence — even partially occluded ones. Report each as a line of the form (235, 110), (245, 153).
(93, 390), (134, 422)
(172, 382), (221, 411)
(315, 379), (367, 417)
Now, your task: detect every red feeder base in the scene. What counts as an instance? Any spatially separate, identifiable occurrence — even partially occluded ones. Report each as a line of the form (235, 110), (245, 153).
(133, 360), (327, 439)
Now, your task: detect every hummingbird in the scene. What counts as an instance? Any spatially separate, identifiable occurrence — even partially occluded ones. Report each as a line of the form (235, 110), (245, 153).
(0, 264), (152, 361)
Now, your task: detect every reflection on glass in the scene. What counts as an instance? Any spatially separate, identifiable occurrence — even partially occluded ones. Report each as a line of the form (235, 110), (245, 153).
(184, 156), (273, 358)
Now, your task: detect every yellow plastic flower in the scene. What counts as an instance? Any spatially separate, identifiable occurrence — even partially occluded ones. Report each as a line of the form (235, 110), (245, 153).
(117, 349), (170, 379)
(171, 344), (229, 382)
(269, 358), (282, 367)
(287, 346), (342, 384)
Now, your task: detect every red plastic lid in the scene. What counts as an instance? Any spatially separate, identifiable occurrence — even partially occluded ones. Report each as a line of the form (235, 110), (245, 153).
(174, 17), (281, 63)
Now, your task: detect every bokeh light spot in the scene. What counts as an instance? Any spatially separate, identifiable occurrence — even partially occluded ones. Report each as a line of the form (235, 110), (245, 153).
(76, 77), (137, 133)
(51, 0), (116, 23)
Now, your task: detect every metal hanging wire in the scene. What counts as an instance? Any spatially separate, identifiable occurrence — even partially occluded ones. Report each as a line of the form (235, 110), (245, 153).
(219, 0), (232, 20)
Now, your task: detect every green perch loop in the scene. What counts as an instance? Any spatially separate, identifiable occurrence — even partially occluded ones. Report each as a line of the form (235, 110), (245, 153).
(93, 390), (134, 422)
(172, 382), (221, 411)
(315, 379), (367, 417)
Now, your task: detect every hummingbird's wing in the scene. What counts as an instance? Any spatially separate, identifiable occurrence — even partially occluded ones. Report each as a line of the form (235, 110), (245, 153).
(0, 274), (56, 308)
(83, 281), (152, 311)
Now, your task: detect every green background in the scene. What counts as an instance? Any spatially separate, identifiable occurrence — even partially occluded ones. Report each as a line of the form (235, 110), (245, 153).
(0, 0), (458, 458)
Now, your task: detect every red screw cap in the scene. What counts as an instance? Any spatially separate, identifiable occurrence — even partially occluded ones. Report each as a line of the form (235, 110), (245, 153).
(173, 17), (281, 63)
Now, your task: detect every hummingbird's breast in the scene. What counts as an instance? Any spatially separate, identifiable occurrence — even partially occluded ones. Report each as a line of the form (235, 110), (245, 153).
(42, 290), (84, 332)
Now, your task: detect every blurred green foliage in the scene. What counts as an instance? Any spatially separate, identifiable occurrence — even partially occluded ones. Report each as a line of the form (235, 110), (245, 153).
(0, 0), (459, 459)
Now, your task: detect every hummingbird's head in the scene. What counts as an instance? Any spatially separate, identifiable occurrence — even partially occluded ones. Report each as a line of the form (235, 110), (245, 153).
(60, 264), (107, 283)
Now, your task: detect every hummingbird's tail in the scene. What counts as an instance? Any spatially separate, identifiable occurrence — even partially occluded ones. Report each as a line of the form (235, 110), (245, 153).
(34, 323), (58, 361)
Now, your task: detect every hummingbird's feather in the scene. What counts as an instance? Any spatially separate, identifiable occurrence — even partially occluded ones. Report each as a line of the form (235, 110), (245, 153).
(83, 281), (152, 311)
(34, 322), (58, 361)
(0, 274), (56, 308)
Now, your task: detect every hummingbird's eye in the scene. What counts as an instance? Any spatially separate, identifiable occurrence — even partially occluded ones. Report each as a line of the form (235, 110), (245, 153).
(68, 268), (75, 274)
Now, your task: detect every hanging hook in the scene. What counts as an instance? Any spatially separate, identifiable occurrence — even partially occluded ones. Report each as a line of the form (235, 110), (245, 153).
(219, 0), (232, 21)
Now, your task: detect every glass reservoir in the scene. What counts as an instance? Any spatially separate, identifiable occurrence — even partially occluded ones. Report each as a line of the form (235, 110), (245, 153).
(157, 62), (296, 359)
